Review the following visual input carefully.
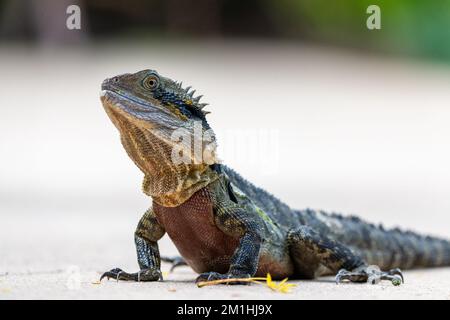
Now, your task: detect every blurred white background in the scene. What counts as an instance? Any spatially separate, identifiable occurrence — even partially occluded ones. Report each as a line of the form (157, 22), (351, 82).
(1, 41), (450, 277)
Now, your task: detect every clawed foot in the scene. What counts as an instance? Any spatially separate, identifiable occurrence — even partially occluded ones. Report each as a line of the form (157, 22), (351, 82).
(100, 267), (162, 282)
(161, 256), (187, 272)
(196, 271), (252, 285)
(335, 265), (404, 286)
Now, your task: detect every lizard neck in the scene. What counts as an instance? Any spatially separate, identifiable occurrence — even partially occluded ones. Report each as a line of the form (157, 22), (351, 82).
(147, 166), (218, 207)
(119, 124), (218, 207)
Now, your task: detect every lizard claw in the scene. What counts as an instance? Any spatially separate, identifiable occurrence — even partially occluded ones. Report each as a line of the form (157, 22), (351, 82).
(335, 265), (404, 286)
(335, 268), (368, 284)
(335, 269), (349, 284)
(100, 268), (124, 281)
(390, 275), (403, 286)
(100, 267), (161, 282)
(196, 272), (251, 285)
(388, 268), (404, 284)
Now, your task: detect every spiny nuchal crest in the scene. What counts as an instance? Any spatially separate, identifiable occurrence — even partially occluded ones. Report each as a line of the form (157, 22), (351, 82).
(145, 70), (210, 118)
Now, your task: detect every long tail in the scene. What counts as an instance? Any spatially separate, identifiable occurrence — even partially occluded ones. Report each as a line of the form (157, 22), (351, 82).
(301, 210), (450, 270)
(374, 227), (450, 269)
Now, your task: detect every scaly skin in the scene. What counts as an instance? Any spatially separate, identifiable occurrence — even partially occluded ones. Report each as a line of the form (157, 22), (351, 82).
(100, 69), (450, 286)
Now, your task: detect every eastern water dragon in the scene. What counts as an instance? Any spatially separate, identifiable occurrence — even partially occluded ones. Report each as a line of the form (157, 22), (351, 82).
(99, 69), (450, 286)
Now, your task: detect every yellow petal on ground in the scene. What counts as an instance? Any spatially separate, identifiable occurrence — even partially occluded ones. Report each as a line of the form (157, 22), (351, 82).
(196, 273), (297, 293)
(279, 282), (297, 293)
(280, 283), (297, 293)
(264, 274), (297, 293)
(265, 273), (280, 291)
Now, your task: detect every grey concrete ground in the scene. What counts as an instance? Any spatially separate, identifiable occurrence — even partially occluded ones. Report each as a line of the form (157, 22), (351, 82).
(1, 211), (450, 300)
(1, 42), (450, 299)
(3, 267), (450, 300)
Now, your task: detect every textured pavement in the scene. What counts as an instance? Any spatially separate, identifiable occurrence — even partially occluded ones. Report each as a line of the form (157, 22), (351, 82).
(1, 211), (450, 300)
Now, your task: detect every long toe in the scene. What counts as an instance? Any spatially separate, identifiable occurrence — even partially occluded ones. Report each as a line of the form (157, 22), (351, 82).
(335, 265), (405, 286)
(100, 268), (124, 281)
(388, 268), (404, 283)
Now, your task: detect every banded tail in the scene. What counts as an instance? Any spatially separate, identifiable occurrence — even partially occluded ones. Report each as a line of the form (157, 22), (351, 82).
(367, 226), (450, 270)
(308, 211), (450, 270)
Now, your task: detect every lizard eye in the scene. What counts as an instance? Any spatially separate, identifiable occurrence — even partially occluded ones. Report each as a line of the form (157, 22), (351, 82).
(143, 75), (159, 90)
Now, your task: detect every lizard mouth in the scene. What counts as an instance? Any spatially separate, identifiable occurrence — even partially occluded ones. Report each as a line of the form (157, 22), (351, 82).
(101, 89), (158, 112)
(100, 89), (183, 130)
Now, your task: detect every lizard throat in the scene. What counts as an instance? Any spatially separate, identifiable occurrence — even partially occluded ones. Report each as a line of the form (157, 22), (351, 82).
(137, 129), (218, 207)
(145, 167), (219, 207)
(111, 107), (218, 207)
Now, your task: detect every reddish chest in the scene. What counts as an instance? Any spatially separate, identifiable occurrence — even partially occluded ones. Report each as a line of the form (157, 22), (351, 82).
(153, 188), (239, 274)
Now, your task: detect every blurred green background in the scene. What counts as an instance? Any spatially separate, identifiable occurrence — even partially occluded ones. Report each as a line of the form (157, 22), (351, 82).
(1, 0), (450, 62)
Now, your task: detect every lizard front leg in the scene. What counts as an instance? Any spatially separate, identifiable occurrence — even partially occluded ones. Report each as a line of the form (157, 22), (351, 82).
(196, 199), (263, 284)
(100, 208), (165, 282)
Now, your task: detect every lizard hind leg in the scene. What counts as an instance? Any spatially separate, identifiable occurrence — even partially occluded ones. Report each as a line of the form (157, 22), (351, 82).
(287, 226), (404, 285)
(288, 225), (366, 279)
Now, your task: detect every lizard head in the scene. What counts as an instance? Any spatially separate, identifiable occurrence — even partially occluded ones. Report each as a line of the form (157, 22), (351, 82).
(100, 70), (218, 203)
(100, 69), (210, 131)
